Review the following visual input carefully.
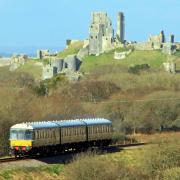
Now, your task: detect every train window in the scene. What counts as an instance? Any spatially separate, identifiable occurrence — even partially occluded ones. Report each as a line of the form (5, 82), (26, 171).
(102, 125), (104, 132)
(61, 129), (63, 137)
(100, 126), (102, 133)
(73, 127), (75, 136)
(25, 130), (33, 140)
(46, 131), (48, 138)
(74, 128), (75, 136)
(10, 130), (18, 139)
(49, 130), (51, 138)
(68, 128), (70, 136)
(94, 127), (97, 134)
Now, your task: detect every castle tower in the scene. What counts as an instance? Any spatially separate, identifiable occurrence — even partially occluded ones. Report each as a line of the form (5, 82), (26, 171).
(116, 12), (125, 43)
(160, 30), (165, 43)
(89, 12), (113, 55)
(170, 34), (174, 43)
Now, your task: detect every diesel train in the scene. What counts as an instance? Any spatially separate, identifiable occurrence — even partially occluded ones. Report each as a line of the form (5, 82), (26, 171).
(9, 118), (113, 157)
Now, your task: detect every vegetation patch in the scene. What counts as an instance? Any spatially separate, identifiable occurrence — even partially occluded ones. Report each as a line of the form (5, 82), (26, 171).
(58, 41), (84, 58)
(81, 50), (168, 73)
(16, 60), (42, 80)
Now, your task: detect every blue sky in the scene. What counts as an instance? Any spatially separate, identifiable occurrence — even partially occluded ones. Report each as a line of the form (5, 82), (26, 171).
(0, 0), (179, 53)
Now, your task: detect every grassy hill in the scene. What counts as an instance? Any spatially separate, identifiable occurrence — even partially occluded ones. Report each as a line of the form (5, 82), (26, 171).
(16, 60), (42, 80)
(58, 41), (84, 58)
(80, 50), (169, 73)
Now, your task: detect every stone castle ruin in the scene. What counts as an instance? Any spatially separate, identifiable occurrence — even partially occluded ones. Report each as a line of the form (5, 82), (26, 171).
(42, 55), (81, 80)
(163, 62), (176, 74)
(9, 54), (29, 71)
(116, 12), (125, 44)
(37, 49), (58, 60)
(135, 31), (177, 55)
(89, 12), (125, 56)
(7, 11), (179, 80)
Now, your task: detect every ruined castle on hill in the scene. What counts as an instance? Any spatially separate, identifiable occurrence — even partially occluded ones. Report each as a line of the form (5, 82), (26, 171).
(87, 12), (177, 56)
(8, 11), (179, 79)
(88, 12), (125, 55)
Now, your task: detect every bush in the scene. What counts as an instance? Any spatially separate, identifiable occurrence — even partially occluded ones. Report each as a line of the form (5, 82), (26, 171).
(64, 152), (149, 180)
(162, 167), (180, 180)
(63, 81), (120, 102)
(142, 143), (180, 175)
(128, 64), (150, 74)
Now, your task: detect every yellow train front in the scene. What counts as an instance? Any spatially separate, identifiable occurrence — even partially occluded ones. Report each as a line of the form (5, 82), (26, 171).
(10, 124), (34, 157)
(10, 118), (113, 157)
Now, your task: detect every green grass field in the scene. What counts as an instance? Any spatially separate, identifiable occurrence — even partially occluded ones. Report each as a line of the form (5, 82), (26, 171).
(80, 50), (169, 73)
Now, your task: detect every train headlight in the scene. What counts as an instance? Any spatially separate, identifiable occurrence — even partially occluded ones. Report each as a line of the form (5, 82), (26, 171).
(15, 147), (19, 151)
(22, 147), (26, 151)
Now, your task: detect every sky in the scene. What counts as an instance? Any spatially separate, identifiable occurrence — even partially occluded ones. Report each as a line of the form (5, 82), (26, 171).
(0, 0), (179, 54)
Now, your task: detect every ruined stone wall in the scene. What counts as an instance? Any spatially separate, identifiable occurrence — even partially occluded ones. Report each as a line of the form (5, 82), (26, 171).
(163, 62), (176, 74)
(9, 55), (28, 71)
(134, 42), (154, 51)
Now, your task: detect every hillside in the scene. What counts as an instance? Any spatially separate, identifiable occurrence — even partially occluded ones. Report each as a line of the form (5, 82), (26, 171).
(15, 60), (43, 80)
(58, 41), (84, 58)
(80, 50), (169, 73)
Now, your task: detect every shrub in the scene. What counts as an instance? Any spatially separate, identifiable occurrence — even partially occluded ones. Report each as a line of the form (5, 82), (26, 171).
(142, 143), (180, 175)
(64, 152), (150, 180)
(128, 64), (150, 74)
(63, 81), (120, 102)
(162, 167), (180, 180)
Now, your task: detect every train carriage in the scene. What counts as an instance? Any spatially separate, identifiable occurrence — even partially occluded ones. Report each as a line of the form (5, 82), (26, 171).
(83, 119), (112, 146)
(9, 118), (113, 157)
(56, 120), (87, 144)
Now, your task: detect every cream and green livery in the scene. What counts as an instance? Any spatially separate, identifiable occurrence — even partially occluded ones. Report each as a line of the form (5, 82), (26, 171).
(10, 118), (113, 157)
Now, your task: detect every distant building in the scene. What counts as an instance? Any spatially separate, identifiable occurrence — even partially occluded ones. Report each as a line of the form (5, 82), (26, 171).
(9, 54), (28, 71)
(37, 50), (57, 60)
(37, 50), (49, 59)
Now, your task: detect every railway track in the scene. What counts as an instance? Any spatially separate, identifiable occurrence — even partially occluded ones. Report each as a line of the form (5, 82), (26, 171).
(0, 157), (18, 163)
(0, 143), (147, 164)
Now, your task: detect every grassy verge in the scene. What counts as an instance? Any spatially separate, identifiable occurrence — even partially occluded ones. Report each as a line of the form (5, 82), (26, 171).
(0, 165), (64, 180)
